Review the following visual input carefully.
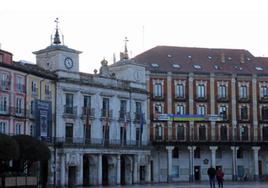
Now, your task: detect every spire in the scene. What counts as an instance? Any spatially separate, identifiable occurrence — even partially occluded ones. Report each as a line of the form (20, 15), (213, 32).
(123, 37), (129, 59)
(53, 18), (61, 45)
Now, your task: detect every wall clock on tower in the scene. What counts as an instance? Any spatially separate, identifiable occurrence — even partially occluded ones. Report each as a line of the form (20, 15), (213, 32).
(64, 57), (73, 69)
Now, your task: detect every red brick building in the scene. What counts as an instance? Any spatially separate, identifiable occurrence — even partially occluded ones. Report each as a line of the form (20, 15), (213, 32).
(134, 46), (268, 182)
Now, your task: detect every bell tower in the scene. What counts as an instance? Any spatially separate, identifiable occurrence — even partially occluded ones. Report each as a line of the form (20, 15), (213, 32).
(33, 18), (81, 76)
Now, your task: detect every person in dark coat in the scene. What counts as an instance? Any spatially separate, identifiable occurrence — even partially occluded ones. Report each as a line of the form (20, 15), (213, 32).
(216, 167), (224, 188)
(207, 166), (216, 188)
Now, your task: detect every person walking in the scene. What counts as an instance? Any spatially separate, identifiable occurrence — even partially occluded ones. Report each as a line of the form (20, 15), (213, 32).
(216, 167), (224, 188)
(207, 166), (216, 188)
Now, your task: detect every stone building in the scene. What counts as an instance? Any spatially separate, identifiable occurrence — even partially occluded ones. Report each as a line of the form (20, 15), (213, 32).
(134, 46), (268, 182)
(33, 26), (151, 186)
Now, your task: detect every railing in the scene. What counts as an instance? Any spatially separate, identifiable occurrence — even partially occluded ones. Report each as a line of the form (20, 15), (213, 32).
(53, 137), (150, 148)
(134, 112), (142, 123)
(81, 107), (95, 118)
(118, 111), (130, 121)
(151, 93), (165, 100)
(63, 105), (77, 117)
(101, 109), (113, 118)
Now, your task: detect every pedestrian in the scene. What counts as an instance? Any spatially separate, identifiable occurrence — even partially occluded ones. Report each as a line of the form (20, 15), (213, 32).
(207, 166), (216, 188)
(216, 167), (224, 188)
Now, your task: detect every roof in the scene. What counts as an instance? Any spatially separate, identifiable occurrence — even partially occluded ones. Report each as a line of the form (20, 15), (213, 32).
(134, 46), (268, 75)
(0, 61), (57, 79)
(33, 44), (82, 55)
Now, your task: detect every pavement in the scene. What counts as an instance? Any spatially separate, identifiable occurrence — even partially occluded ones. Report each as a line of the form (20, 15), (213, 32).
(80, 181), (268, 188)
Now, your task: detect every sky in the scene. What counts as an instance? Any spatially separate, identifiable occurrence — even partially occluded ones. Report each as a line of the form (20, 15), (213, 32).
(1, 0), (268, 73)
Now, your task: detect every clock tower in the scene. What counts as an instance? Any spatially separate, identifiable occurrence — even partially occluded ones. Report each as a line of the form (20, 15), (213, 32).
(33, 19), (81, 78)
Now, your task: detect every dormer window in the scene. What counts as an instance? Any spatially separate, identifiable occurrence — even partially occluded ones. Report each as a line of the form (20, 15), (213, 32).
(193, 65), (202, 69)
(151, 63), (159, 68)
(256, 66), (263, 71)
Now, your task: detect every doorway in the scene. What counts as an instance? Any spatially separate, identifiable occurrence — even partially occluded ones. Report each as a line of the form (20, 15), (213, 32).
(194, 166), (200, 181)
(83, 155), (89, 186)
(120, 156), (125, 185)
(102, 156), (109, 185)
(68, 166), (76, 187)
(140, 166), (145, 182)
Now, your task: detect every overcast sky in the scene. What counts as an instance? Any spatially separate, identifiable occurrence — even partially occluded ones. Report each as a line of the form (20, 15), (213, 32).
(1, 0), (268, 73)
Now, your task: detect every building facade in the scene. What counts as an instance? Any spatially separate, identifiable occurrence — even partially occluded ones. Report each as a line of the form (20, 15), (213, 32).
(33, 29), (151, 187)
(134, 46), (268, 182)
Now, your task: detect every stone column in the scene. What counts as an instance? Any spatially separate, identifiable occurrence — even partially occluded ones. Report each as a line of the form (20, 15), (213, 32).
(166, 146), (174, 182)
(209, 146), (218, 168)
(252, 76), (258, 141)
(231, 76), (237, 140)
(133, 155), (138, 184)
(252, 146), (260, 180)
(60, 153), (65, 187)
(188, 146), (196, 182)
(98, 154), (102, 185)
(77, 153), (83, 185)
(116, 155), (121, 184)
(231, 146), (238, 181)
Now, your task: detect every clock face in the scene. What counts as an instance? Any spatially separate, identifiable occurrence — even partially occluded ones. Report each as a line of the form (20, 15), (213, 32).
(64, 57), (73, 69)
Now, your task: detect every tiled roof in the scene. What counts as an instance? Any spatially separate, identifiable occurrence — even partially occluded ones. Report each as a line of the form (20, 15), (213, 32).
(134, 46), (268, 75)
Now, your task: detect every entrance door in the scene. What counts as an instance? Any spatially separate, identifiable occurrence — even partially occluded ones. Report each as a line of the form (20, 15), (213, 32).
(140, 166), (145, 182)
(83, 155), (89, 186)
(194, 166), (200, 181)
(102, 156), (109, 185)
(68, 166), (76, 187)
(120, 156), (125, 185)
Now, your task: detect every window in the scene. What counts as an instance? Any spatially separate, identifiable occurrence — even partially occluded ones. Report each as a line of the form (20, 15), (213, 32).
(135, 101), (142, 120)
(241, 126), (248, 141)
(65, 93), (74, 114)
(260, 86), (268, 98)
(262, 106), (268, 120)
(199, 125), (206, 140)
(172, 147), (179, 158)
(84, 123), (91, 142)
(240, 106), (248, 120)
(219, 105), (227, 120)
(16, 97), (23, 114)
(172, 166), (180, 178)
(220, 125), (228, 141)
(197, 84), (205, 98)
(153, 83), (162, 97)
(120, 127), (127, 145)
(15, 123), (22, 134)
(263, 126), (268, 141)
(176, 84), (184, 98)
(155, 103), (163, 114)
(32, 81), (37, 95)
(65, 123), (73, 143)
(239, 85), (248, 99)
(194, 147), (201, 158)
(102, 98), (110, 117)
(177, 125), (185, 140)
(30, 125), (35, 136)
(135, 128), (140, 145)
(0, 122), (6, 133)
(16, 76), (24, 92)
(119, 100), (127, 119)
(0, 95), (8, 113)
(197, 105), (206, 115)
(176, 105), (184, 115)
(218, 85), (227, 99)
(155, 124), (162, 140)
(45, 84), (50, 96)
(0, 73), (9, 90)
(30, 100), (35, 115)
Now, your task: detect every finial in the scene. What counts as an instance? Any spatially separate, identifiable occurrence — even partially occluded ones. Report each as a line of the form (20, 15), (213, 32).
(123, 37), (129, 60)
(53, 18), (61, 45)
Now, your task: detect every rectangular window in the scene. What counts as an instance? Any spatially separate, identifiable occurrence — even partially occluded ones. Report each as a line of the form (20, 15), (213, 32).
(16, 97), (23, 114)
(176, 84), (184, 98)
(32, 81), (37, 95)
(119, 100), (127, 119)
(239, 85), (248, 99)
(0, 122), (6, 133)
(197, 105), (205, 115)
(176, 105), (184, 115)
(219, 106), (227, 120)
(220, 126), (228, 141)
(16, 123), (21, 134)
(177, 125), (185, 140)
(199, 125), (206, 140)
(65, 123), (73, 143)
(240, 106), (248, 120)
(45, 84), (50, 96)
(154, 83), (162, 97)
(218, 85), (227, 99)
(155, 103), (163, 114)
(155, 124), (162, 140)
(197, 84), (205, 98)
(65, 93), (74, 114)
(16, 76), (24, 92)
(0, 96), (8, 113)
(0, 73), (9, 90)
(102, 98), (110, 117)
(241, 126), (248, 140)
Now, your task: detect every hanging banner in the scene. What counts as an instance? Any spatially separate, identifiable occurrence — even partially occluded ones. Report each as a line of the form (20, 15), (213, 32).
(156, 114), (222, 122)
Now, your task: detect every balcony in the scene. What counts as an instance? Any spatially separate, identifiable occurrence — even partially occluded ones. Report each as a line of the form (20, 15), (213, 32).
(151, 93), (165, 101)
(195, 96), (207, 102)
(217, 96), (229, 102)
(259, 96), (268, 103)
(238, 97), (250, 103)
(174, 95), (186, 101)
(101, 109), (113, 119)
(118, 111), (130, 121)
(63, 105), (77, 118)
(81, 107), (95, 119)
(54, 137), (150, 148)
